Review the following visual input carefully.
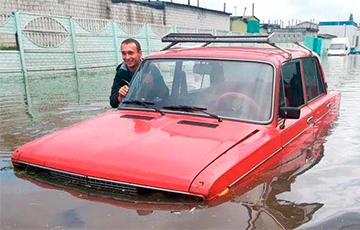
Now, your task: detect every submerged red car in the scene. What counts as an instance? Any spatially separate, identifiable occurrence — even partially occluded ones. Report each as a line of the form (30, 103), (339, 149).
(12, 33), (341, 202)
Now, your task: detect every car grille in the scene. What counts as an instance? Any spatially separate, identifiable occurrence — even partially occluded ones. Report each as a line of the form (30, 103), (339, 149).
(13, 162), (203, 203)
(48, 170), (139, 196)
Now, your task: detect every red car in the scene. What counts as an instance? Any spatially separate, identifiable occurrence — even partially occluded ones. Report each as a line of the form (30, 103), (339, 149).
(12, 33), (341, 202)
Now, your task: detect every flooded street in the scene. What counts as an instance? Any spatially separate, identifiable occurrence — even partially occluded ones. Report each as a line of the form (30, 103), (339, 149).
(1, 55), (360, 229)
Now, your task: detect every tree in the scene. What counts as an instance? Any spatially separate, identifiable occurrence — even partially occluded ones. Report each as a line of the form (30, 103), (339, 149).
(349, 13), (354, 21)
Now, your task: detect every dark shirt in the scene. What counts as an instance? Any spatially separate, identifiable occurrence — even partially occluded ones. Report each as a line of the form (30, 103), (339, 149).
(109, 63), (134, 108)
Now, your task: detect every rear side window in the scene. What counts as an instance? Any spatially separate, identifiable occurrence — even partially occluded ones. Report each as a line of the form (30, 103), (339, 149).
(281, 61), (304, 107)
(302, 58), (325, 101)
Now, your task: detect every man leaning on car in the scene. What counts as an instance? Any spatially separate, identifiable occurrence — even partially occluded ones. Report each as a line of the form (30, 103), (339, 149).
(110, 38), (143, 108)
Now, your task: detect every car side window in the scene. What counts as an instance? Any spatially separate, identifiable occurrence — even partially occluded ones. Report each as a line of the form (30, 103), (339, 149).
(281, 61), (304, 108)
(302, 58), (325, 101)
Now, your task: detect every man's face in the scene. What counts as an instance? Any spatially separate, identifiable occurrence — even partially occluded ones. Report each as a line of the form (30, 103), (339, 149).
(121, 42), (142, 70)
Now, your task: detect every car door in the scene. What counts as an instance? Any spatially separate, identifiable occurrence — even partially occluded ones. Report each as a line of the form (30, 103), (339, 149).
(301, 57), (332, 139)
(278, 60), (314, 161)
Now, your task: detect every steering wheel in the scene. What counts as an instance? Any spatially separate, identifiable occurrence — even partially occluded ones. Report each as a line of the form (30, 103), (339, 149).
(214, 92), (260, 116)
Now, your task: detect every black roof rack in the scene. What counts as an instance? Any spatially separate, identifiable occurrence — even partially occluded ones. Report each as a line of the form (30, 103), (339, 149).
(161, 32), (312, 59)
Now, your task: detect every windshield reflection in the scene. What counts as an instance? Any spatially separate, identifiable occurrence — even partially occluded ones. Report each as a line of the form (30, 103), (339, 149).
(122, 59), (274, 122)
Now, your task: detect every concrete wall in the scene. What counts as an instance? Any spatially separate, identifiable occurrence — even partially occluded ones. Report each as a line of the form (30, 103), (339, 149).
(0, 0), (110, 18)
(231, 20), (247, 33)
(109, 2), (163, 24)
(164, 3), (229, 31)
(0, 0), (229, 29)
(0, 0), (164, 23)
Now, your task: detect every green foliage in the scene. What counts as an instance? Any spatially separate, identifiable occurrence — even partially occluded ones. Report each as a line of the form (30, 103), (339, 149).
(349, 13), (354, 21)
(0, 46), (17, 50)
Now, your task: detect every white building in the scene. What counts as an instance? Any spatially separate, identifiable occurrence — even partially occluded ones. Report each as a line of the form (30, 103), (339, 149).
(319, 21), (360, 52)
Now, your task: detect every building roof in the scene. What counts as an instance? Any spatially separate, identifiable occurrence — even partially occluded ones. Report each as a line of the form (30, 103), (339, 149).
(319, 21), (358, 27)
(230, 16), (260, 22)
(111, 0), (231, 15)
(317, 33), (337, 39)
(260, 23), (280, 30)
(272, 27), (318, 34)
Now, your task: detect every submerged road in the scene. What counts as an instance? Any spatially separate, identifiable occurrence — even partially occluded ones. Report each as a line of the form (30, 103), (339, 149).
(1, 55), (360, 229)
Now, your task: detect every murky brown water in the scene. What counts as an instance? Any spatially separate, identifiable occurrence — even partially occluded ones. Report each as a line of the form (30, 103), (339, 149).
(1, 56), (360, 229)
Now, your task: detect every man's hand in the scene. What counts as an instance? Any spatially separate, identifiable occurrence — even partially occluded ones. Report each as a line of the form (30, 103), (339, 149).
(118, 85), (129, 102)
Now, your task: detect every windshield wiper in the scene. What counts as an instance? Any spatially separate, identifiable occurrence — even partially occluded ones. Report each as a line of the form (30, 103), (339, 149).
(162, 105), (222, 122)
(122, 100), (165, 115)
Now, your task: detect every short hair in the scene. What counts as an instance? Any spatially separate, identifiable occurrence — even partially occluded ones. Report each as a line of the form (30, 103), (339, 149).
(121, 38), (141, 51)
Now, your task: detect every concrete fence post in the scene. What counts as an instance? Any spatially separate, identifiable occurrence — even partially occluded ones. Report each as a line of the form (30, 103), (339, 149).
(111, 20), (120, 65)
(14, 12), (34, 117)
(145, 23), (151, 55)
(69, 17), (81, 102)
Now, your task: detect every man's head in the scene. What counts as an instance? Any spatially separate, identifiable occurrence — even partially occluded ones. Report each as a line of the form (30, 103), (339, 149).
(121, 38), (142, 72)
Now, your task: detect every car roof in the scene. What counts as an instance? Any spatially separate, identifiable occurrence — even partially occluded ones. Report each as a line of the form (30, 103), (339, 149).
(147, 46), (312, 66)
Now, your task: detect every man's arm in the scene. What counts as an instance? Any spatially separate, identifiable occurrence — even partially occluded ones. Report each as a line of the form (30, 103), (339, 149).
(110, 68), (128, 108)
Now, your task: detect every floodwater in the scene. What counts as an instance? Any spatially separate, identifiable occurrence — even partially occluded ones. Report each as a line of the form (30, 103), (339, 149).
(1, 56), (360, 229)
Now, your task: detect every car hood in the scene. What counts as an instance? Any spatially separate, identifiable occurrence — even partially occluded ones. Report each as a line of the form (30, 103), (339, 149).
(15, 110), (260, 194)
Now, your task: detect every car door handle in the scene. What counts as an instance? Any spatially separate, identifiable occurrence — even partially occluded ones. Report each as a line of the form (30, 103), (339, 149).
(307, 116), (313, 124)
(327, 103), (332, 109)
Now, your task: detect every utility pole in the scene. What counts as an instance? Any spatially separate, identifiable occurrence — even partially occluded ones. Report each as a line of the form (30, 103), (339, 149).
(234, 6), (237, 16)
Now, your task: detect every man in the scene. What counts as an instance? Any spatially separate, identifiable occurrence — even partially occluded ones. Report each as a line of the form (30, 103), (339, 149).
(110, 38), (142, 108)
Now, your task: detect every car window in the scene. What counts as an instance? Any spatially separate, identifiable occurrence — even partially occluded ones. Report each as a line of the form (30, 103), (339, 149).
(125, 59), (274, 123)
(281, 61), (305, 107)
(302, 58), (325, 101)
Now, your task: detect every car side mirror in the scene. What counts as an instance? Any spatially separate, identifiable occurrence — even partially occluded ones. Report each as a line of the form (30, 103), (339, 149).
(279, 107), (301, 119)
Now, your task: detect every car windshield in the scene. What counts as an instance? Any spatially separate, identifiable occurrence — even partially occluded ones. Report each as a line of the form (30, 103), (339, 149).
(121, 59), (274, 122)
(329, 44), (346, 50)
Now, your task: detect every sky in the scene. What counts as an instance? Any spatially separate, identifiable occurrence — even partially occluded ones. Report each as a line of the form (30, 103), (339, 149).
(159, 0), (359, 24)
